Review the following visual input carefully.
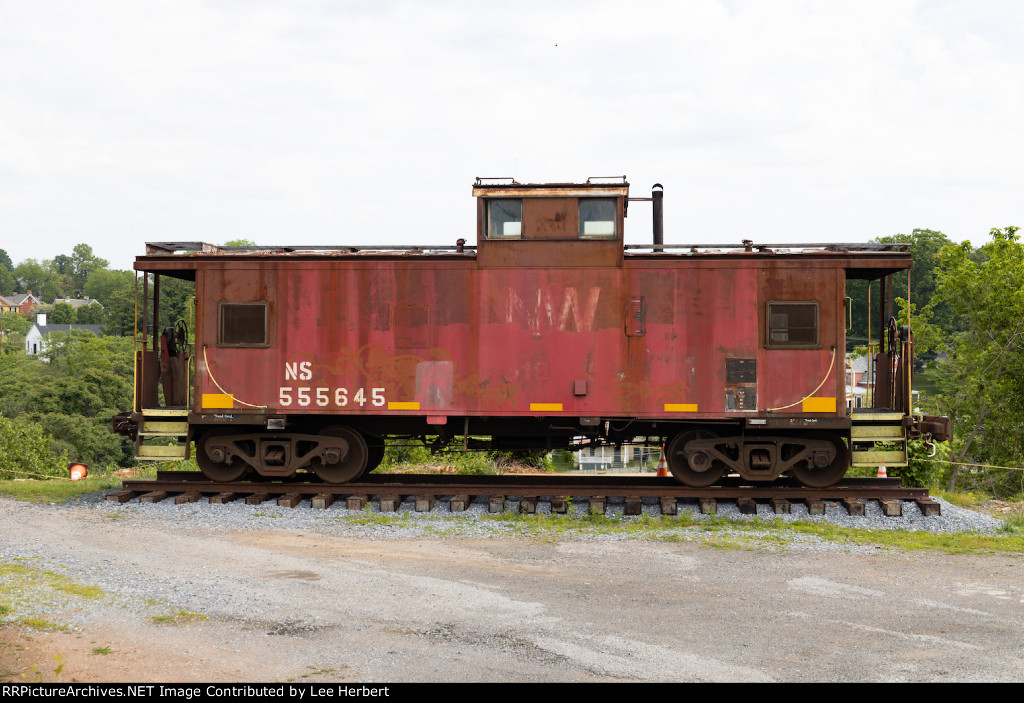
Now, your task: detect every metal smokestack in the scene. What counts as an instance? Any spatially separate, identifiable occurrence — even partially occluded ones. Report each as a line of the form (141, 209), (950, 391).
(652, 183), (664, 251)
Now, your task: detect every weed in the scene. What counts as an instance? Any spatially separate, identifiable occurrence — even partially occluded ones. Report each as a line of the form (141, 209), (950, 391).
(997, 512), (1024, 535)
(0, 475), (124, 503)
(16, 618), (70, 633)
(91, 647), (112, 655)
(152, 611), (207, 625)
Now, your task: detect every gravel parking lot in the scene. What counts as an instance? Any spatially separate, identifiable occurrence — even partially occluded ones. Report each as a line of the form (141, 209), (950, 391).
(1, 492), (1022, 683)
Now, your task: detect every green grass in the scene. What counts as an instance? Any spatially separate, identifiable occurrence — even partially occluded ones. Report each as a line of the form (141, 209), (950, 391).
(151, 611), (207, 626)
(0, 475), (124, 502)
(0, 559), (110, 632)
(13, 618), (70, 633)
(472, 505), (1024, 554)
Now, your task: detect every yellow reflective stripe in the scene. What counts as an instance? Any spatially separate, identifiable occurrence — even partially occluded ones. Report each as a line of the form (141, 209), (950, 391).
(530, 403), (563, 412)
(664, 403), (698, 412)
(388, 401), (420, 410)
(802, 397), (836, 413)
(202, 393), (234, 409)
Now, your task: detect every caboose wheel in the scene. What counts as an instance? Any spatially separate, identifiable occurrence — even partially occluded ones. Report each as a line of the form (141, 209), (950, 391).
(666, 430), (726, 487)
(196, 430), (251, 483)
(790, 432), (849, 488)
(312, 426), (368, 483)
(362, 438), (386, 478)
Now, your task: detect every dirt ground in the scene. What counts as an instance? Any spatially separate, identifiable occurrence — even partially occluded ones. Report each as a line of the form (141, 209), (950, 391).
(2, 496), (1023, 683)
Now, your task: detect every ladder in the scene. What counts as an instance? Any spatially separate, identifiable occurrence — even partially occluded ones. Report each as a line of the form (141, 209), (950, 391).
(850, 411), (907, 467)
(135, 408), (190, 461)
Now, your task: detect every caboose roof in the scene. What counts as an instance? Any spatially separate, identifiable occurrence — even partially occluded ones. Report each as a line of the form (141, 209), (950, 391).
(471, 177), (630, 199)
(136, 240), (911, 281)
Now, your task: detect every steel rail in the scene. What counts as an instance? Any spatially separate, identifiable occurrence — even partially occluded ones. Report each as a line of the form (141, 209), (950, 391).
(107, 472), (937, 515)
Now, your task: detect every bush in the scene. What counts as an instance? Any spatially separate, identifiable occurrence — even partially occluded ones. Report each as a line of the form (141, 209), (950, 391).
(0, 416), (68, 480)
(898, 439), (949, 488)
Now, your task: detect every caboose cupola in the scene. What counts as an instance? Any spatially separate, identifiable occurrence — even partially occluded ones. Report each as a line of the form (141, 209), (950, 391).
(472, 177), (629, 267)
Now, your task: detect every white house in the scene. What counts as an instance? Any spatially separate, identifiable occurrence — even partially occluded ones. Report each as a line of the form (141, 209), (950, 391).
(25, 312), (103, 355)
(576, 441), (653, 472)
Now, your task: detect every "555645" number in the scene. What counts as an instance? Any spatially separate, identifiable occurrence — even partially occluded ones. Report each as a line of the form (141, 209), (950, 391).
(278, 386), (386, 408)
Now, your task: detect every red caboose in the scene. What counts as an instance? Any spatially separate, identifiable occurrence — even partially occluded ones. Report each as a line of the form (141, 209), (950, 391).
(116, 178), (944, 487)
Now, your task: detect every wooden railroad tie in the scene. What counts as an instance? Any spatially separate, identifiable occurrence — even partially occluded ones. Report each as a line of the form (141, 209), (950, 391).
(519, 496), (538, 514)
(551, 496), (569, 514)
(175, 491), (202, 505)
(379, 494), (404, 512)
(698, 497), (717, 515)
(277, 493), (303, 508)
(624, 496), (643, 516)
(140, 491), (168, 504)
(736, 497), (757, 515)
(209, 492), (238, 504)
(347, 494), (369, 511)
(841, 498), (865, 516)
(878, 499), (902, 517)
(803, 498), (826, 515)
(914, 497), (941, 516)
(488, 495), (505, 513)
(449, 494), (471, 512)
(106, 490), (139, 504)
(311, 493), (334, 510)
(769, 498), (791, 515)
(589, 496), (606, 515)
(246, 493), (272, 505)
(415, 495), (435, 512)
(660, 496), (677, 516)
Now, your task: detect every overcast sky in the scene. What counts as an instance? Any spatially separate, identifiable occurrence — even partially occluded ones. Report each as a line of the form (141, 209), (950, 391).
(2, 0), (1022, 272)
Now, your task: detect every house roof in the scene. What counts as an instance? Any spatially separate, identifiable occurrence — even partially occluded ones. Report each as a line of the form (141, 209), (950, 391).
(31, 324), (104, 337)
(847, 354), (870, 373)
(8, 293), (38, 305)
(52, 297), (104, 309)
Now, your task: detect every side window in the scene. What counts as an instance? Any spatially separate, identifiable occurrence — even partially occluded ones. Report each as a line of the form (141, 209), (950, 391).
(488, 199), (522, 238)
(766, 301), (818, 348)
(219, 302), (268, 347)
(579, 199), (616, 237)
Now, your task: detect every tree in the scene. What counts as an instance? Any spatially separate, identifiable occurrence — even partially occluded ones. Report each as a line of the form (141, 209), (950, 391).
(13, 259), (61, 300)
(0, 333), (135, 469)
(70, 244), (109, 296)
(104, 287), (137, 336)
(0, 268), (14, 296)
(0, 416), (68, 479)
(84, 269), (134, 307)
(912, 227), (1024, 495)
(0, 312), (30, 356)
(51, 301), (77, 324)
(847, 229), (957, 351)
(0, 249), (14, 295)
(158, 277), (195, 332)
(76, 303), (105, 325)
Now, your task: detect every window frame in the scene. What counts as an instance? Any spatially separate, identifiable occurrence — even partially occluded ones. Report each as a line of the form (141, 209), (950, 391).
(486, 199), (523, 239)
(765, 300), (820, 349)
(218, 301), (270, 348)
(577, 198), (618, 239)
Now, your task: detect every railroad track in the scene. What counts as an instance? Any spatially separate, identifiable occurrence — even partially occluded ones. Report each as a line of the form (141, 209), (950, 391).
(106, 471), (940, 517)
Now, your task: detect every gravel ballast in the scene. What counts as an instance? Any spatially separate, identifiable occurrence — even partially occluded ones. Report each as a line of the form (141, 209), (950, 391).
(67, 487), (1005, 540)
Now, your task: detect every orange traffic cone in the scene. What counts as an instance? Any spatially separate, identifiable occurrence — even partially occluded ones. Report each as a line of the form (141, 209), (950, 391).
(69, 463), (88, 481)
(656, 445), (669, 477)
(877, 462), (887, 478)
